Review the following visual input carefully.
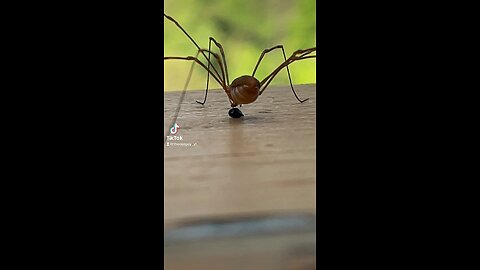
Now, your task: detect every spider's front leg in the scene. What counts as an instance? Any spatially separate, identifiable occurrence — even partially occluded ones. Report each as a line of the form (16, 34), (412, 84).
(197, 37), (231, 106)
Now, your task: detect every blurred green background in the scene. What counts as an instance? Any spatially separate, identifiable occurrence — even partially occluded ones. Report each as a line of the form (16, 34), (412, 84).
(164, 0), (316, 92)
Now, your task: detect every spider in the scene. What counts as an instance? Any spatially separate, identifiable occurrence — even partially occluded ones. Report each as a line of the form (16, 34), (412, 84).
(164, 13), (316, 119)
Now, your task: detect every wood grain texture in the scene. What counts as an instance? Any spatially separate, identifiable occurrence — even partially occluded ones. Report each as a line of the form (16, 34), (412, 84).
(164, 84), (316, 228)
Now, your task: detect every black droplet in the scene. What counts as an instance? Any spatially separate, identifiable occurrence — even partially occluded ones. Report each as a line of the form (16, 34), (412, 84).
(228, 108), (244, 118)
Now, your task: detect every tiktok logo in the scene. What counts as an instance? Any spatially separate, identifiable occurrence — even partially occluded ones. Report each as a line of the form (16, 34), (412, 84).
(170, 123), (179, 135)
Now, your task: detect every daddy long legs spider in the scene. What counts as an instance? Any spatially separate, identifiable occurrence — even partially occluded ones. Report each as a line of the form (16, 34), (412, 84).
(164, 13), (316, 142)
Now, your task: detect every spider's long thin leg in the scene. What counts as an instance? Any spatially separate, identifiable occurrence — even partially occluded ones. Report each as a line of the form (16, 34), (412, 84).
(164, 49), (227, 143)
(164, 50), (225, 89)
(197, 37), (230, 105)
(196, 40), (213, 105)
(164, 13), (226, 89)
(261, 55), (316, 97)
(198, 48), (225, 86)
(253, 45), (309, 103)
(210, 37), (229, 85)
(260, 47), (316, 88)
(195, 48), (227, 105)
(252, 45), (282, 76)
(164, 51), (198, 143)
(259, 48), (316, 101)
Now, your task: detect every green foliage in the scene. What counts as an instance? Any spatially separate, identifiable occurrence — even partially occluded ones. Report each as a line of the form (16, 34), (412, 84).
(164, 0), (316, 91)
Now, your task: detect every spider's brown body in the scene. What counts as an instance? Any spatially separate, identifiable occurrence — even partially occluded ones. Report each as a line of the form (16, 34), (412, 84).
(228, 75), (261, 107)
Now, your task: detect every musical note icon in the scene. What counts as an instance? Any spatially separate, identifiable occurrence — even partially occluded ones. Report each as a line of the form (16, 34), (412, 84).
(170, 123), (180, 135)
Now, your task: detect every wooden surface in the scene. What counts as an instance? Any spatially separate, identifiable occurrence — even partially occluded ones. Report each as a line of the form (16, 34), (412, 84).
(164, 84), (316, 228)
(164, 84), (316, 269)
